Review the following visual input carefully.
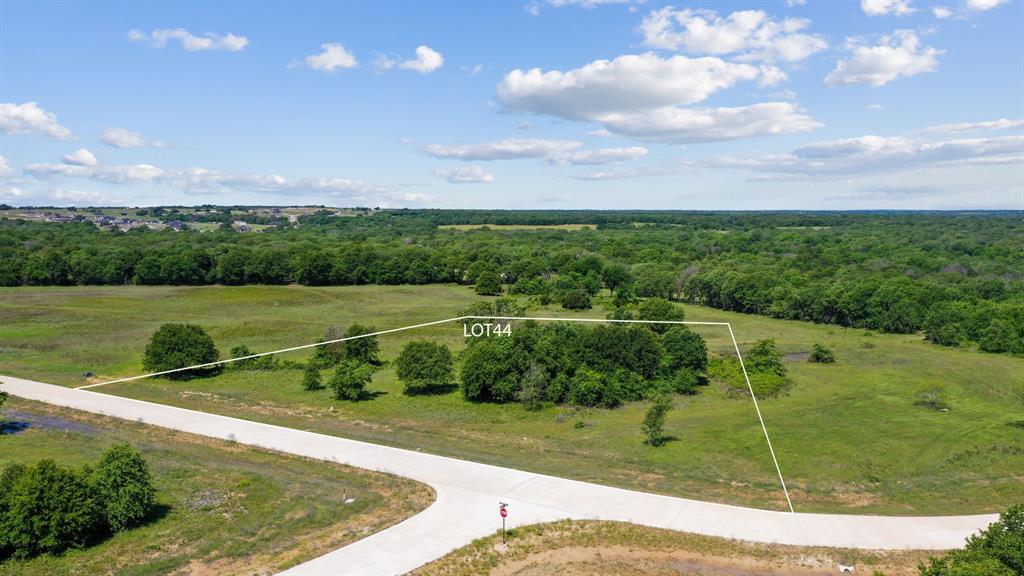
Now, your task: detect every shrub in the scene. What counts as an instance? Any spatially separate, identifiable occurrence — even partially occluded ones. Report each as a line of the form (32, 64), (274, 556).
(329, 360), (374, 401)
(662, 326), (708, 372)
(342, 323), (380, 365)
(643, 394), (673, 446)
(561, 289), (592, 310)
(475, 271), (503, 296)
(460, 337), (521, 403)
(808, 343), (836, 364)
(301, 364), (323, 391)
(919, 505), (1023, 575)
(89, 444), (156, 532)
(669, 368), (701, 395)
(518, 363), (548, 411)
(568, 368), (606, 407)
(396, 341), (454, 395)
(746, 339), (786, 377)
(310, 325), (344, 368)
(142, 323), (220, 379)
(636, 297), (684, 333)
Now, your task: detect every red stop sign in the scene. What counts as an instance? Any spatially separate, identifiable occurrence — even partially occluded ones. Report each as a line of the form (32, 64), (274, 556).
(500, 507), (508, 518)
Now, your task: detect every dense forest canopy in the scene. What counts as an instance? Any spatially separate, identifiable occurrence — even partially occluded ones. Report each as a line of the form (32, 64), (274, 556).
(1, 209), (1022, 354)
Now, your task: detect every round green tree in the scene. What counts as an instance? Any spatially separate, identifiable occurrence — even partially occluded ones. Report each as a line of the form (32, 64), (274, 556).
(329, 360), (374, 401)
(662, 326), (708, 372)
(142, 323), (220, 379)
(395, 341), (454, 395)
(88, 443), (156, 532)
(475, 271), (503, 296)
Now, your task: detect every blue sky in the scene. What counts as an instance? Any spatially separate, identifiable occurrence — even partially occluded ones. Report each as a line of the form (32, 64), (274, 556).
(1, 0), (1021, 209)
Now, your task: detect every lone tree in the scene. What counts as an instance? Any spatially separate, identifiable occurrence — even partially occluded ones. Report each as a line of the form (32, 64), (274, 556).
(142, 323), (220, 379)
(342, 323), (381, 365)
(643, 394), (673, 446)
(808, 343), (836, 364)
(329, 360), (374, 401)
(302, 364), (324, 391)
(395, 341), (454, 395)
(475, 271), (503, 296)
(89, 443), (156, 532)
(561, 288), (592, 310)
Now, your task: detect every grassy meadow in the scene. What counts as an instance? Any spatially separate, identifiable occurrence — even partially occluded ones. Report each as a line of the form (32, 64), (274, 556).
(1, 284), (1022, 515)
(0, 397), (433, 576)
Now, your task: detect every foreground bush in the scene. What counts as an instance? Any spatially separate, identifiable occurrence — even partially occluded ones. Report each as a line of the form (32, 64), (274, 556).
(142, 323), (220, 379)
(396, 341), (454, 395)
(919, 505), (1023, 575)
(0, 444), (156, 560)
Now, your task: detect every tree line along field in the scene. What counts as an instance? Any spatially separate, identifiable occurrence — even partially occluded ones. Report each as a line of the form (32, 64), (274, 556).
(0, 396), (433, 576)
(0, 210), (1021, 356)
(1, 285), (1022, 515)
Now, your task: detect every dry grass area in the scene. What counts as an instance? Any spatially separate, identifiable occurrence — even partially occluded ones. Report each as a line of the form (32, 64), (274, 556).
(415, 520), (933, 576)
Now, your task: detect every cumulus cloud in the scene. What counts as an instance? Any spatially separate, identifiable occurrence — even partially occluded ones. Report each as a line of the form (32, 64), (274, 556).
(0, 102), (73, 140)
(598, 102), (821, 143)
(548, 146), (649, 165)
(433, 166), (496, 183)
(424, 138), (582, 161)
(639, 8), (827, 63)
(861, 0), (916, 16)
(825, 30), (941, 87)
(298, 43), (358, 71)
(497, 53), (820, 142)
(498, 53), (761, 118)
(128, 28), (248, 52)
(920, 118), (1024, 134)
(702, 133), (1024, 177)
(23, 163), (94, 179)
(62, 148), (97, 167)
(966, 0), (1007, 10)
(399, 46), (444, 74)
(932, 6), (952, 18)
(101, 127), (163, 148)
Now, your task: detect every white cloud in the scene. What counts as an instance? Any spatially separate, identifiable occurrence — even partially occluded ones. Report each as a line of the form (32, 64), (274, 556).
(373, 53), (396, 73)
(24, 163), (94, 179)
(548, 146), (649, 165)
(785, 0), (807, 6)
(868, 103), (885, 110)
(91, 164), (165, 183)
(497, 53), (819, 142)
(547, 0), (639, 6)
(861, 0), (916, 16)
(51, 189), (106, 203)
(703, 133), (1024, 177)
(526, 2), (542, 16)
(825, 30), (941, 87)
(597, 102), (821, 143)
(424, 138), (582, 160)
(932, 6), (952, 18)
(300, 43), (358, 71)
(0, 102), (73, 139)
(920, 118), (1024, 134)
(101, 127), (163, 148)
(461, 64), (484, 76)
(62, 148), (97, 167)
(587, 128), (613, 137)
(639, 8), (827, 63)
(128, 28), (248, 52)
(433, 166), (496, 183)
(966, 0), (1007, 11)
(399, 46), (444, 74)
(498, 53), (762, 118)
(0, 156), (14, 178)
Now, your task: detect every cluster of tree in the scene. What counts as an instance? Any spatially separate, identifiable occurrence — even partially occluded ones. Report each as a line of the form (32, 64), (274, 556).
(0, 444), (156, 560)
(918, 504), (1023, 575)
(3, 211), (1021, 355)
(459, 320), (708, 409)
(709, 339), (792, 399)
(298, 324), (383, 401)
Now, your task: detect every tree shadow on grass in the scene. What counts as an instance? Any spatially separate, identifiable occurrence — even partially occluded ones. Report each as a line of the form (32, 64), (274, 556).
(0, 420), (30, 435)
(648, 435), (680, 447)
(356, 390), (388, 402)
(403, 383), (458, 396)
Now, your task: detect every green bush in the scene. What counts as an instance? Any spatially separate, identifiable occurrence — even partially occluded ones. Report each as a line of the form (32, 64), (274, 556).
(643, 394), (673, 446)
(301, 364), (323, 391)
(919, 505), (1023, 575)
(569, 368), (607, 407)
(396, 341), (454, 395)
(141, 323), (220, 379)
(808, 343), (836, 364)
(341, 323), (381, 365)
(475, 271), (503, 296)
(561, 288), (592, 310)
(662, 326), (708, 371)
(636, 297), (684, 333)
(89, 444), (156, 532)
(329, 360), (375, 401)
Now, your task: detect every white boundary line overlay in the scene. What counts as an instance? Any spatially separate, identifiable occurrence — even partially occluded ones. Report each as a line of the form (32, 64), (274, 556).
(75, 314), (795, 513)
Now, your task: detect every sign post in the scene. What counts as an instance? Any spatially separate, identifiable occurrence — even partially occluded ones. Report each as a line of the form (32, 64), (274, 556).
(499, 502), (508, 544)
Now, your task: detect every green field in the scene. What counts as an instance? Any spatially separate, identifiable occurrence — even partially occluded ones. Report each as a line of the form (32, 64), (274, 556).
(2, 285), (1022, 514)
(437, 223), (597, 231)
(0, 397), (432, 576)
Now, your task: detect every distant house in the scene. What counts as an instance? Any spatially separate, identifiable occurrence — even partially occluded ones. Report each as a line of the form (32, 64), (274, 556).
(232, 220), (250, 232)
(166, 220), (185, 231)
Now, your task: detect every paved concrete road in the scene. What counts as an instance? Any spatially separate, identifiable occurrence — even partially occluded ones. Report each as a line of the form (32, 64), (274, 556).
(3, 375), (997, 575)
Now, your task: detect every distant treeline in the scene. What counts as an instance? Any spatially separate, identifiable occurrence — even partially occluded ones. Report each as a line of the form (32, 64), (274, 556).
(1, 210), (1022, 354)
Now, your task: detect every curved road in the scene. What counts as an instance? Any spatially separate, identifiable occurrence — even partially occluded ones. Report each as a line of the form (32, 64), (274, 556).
(3, 375), (995, 575)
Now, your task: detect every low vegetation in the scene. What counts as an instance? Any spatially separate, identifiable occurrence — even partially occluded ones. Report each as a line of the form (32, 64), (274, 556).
(918, 505), (1023, 575)
(0, 397), (433, 575)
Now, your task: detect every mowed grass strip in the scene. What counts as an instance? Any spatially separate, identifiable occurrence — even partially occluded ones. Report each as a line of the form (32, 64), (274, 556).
(0, 397), (434, 576)
(1, 285), (1022, 515)
(413, 519), (932, 576)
